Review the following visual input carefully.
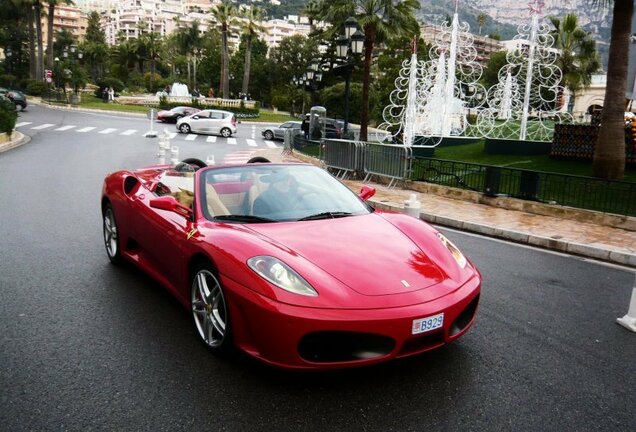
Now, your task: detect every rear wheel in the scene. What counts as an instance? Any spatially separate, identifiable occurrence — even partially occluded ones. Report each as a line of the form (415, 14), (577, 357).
(220, 127), (232, 138)
(263, 130), (274, 140)
(191, 264), (232, 353)
(179, 123), (191, 134)
(103, 203), (123, 265)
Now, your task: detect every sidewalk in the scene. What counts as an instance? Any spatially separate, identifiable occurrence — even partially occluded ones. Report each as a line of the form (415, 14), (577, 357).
(256, 148), (636, 269)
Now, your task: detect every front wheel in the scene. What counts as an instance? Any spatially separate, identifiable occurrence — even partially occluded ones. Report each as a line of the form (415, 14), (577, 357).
(220, 127), (232, 138)
(179, 123), (191, 134)
(191, 264), (232, 353)
(103, 203), (123, 265)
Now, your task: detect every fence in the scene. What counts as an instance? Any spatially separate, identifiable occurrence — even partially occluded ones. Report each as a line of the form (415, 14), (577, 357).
(363, 143), (413, 187)
(412, 158), (636, 216)
(323, 139), (365, 179)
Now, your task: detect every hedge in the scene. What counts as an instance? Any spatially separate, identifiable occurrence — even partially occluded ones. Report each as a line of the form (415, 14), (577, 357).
(158, 98), (260, 119)
(0, 97), (18, 134)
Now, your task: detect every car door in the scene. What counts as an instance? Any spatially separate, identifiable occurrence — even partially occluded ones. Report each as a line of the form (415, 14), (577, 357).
(275, 122), (291, 140)
(190, 110), (212, 133)
(208, 111), (225, 135)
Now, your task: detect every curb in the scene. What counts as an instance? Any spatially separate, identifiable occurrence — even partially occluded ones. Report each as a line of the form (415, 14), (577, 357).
(371, 200), (636, 269)
(0, 131), (30, 154)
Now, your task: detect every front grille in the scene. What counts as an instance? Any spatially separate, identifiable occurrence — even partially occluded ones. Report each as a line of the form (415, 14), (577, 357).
(298, 331), (395, 363)
(398, 331), (445, 356)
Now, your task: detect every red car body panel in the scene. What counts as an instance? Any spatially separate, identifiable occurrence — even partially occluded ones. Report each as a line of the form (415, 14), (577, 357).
(101, 163), (482, 369)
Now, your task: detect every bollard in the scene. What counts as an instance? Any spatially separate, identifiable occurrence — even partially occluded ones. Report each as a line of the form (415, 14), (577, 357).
(206, 154), (215, 165)
(617, 275), (636, 332)
(145, 108), (157, 138)
(403, 193), (421, 219)
(157, 148), (166, 165)
(170, 146), (179, 164)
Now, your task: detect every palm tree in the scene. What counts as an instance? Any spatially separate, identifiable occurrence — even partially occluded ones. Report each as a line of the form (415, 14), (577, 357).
(211, 0), (237, 99)
(591, 0), (633, 179)
(46, 0), (73, 70)
(477, 13), (488, 35)
(316, 0), (420, 141)
(175, 21), (204, 91)
(239, 5), (266, 95)
(550, 13), (600, 111)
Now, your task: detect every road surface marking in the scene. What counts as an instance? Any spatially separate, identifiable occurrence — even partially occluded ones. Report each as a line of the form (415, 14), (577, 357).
(55, 125), (76, 131)
(99, 128), (117, 134)
(246, 139), (257, 147)
(120, 129), (137, 135)
(77, 127), (96, 133)
(185, 134), (197, 141)
(167, 132), (177, 139)
(31, 123), (55, 130)
(15, 122), (32, 127)
(265, 140), (277, 148)
(227, 137), (237, 145)
(206, 136), (217, 143)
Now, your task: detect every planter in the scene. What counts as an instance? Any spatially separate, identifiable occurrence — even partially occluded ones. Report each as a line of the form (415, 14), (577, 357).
(0, 132), (11, 144)
(70, 93), (81, 105)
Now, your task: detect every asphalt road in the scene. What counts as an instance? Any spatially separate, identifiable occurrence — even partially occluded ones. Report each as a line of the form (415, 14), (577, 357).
(1, 106), (635, 431)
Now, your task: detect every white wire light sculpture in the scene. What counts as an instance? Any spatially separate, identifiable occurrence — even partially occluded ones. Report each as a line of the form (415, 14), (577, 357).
(476, 4), (573, 142)
(376, 2), (486, 146)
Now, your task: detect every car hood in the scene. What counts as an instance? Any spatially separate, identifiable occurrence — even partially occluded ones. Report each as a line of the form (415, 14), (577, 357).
(247, 214), (445, 296)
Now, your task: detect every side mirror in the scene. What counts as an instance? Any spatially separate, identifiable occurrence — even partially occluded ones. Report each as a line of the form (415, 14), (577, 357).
(150, 195), (192, 218)
(359, 185), (376, 201)
(192, 115), (199, 120)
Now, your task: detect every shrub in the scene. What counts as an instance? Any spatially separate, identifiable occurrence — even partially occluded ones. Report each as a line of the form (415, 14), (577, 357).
(0, 74), (17, 87)
(0, 97), (18, 134)
(143, 72), (164, 93)
(25, 80), (48, 96)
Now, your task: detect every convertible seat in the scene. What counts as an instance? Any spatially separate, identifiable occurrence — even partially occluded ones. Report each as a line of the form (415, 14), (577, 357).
(206, 184), (230, 216)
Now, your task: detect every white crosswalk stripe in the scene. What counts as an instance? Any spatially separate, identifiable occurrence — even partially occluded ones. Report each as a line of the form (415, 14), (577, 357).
(185, 134), (197, 141)
(99, 128), (117, 134)
(264, 140), (277, 148)
(227, 137), (237, 145)
(246, 139), (257, 147)
(167, 132), (177, 139)
(55, 125), (76, 131)
(77, 127), (96, 133)
(223, 150), (257, 164)
(206, 136), (217, 143)
(120, 129), (137, 135)
(15, 122), (32, 128)
(31, 123), (55, 130)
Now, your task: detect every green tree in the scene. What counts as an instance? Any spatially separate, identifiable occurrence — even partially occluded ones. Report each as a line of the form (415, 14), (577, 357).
(315, 0), (420, 141)
(477, 13), (488, 35)
(81, 11), (108, 81)
(239, 5), (265, 95)
(591, 0), (632, 179)
(211, 0), (237, 99)
(550, 13), (601, 111)
(480, 50), (509, 91)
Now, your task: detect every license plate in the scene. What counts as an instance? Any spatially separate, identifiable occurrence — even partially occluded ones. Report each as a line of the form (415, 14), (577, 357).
(412, 313), (444, 335)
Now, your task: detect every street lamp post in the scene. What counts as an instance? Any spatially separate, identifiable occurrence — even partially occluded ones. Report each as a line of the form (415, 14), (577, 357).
(334, 18), (364, 136)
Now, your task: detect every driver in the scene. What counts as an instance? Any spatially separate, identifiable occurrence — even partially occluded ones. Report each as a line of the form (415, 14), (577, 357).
(252, 172), (299, 215)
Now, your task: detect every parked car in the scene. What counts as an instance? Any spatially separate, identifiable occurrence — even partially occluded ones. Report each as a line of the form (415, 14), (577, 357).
(305, 115), (345, 139)
(101, 160), (481, 369)
(261, 121), (302, 141)
(157, 106), (200, 123)
(0, 88), (27, 111)
(176, 109), (237, 137)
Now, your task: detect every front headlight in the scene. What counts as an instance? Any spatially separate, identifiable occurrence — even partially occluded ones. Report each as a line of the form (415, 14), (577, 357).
(247, 256), (318, 297)
(436, 233), (467, 269)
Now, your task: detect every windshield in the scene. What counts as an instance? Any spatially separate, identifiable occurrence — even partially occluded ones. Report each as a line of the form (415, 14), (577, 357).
(200, 164), (371, 222)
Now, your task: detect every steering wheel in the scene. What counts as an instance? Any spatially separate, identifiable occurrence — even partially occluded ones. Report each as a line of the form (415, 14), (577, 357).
(181, 158), (207, 171)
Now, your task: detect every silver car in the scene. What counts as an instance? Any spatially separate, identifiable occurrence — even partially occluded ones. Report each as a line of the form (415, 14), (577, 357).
(176, 109), (237, 137)
(261, 121), (302, 141)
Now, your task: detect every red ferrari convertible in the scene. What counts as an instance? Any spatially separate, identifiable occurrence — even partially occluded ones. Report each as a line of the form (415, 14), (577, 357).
(101, 159), (481, 369)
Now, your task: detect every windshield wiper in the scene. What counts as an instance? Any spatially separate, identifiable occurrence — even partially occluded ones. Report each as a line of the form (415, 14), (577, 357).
(297, 211), (353, 221)
(213, 214), (276, 223)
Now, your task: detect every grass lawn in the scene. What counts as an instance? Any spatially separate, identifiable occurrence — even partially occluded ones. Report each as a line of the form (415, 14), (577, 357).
(434, 140), (636, 182)
(43, 94), (296, 123)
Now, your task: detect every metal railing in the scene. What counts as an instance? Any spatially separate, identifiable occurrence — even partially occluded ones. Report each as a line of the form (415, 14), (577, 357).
(323, 139), (365, 179)
(363, 143), (413, 187)
(412, 158), (636, 216)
